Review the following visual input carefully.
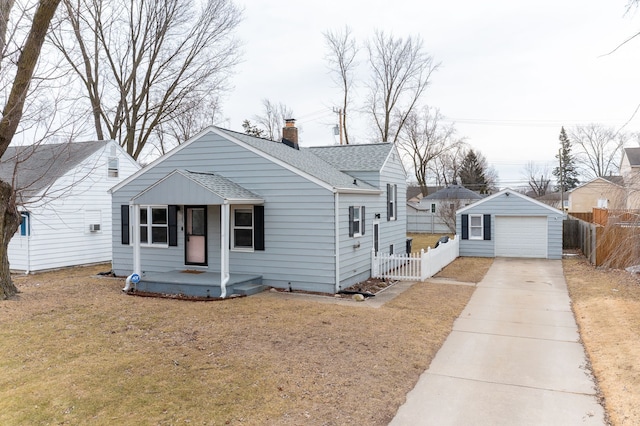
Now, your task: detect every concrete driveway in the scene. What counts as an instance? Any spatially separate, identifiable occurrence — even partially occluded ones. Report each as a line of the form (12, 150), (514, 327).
(389, 258), (606, 426)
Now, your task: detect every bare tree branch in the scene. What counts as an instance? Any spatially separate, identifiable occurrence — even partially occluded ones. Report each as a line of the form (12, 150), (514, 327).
(324, 25), (358, 145)
(51, 0), (243, 160)
(365, 30), (439, 144)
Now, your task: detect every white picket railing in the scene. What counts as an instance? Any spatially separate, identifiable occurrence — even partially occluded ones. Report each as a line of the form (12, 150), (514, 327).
(371, 235), (459, 281)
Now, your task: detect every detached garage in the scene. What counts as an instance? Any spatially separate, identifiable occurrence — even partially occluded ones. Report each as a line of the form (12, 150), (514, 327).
(456, 189), (564, 259)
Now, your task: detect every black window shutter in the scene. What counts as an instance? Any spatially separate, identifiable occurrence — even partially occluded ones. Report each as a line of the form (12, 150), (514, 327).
(386, 184), (391, 221)
(348, 206), (355, 237)
(361, 206), (366, 235)
(254, 205), (265, 251)
(461, 214), (468, 240)
(483, 214), (491, 241)
(121, 205), (129, 245)
(168, 205), (178, 246)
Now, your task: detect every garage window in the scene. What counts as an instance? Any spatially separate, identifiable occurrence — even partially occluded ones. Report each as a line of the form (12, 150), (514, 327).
(469, 215), (483, 239)
(461, 214), (491, 240)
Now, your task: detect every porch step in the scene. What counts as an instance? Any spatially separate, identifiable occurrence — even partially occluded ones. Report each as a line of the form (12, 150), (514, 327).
(233, 281), (268, 296)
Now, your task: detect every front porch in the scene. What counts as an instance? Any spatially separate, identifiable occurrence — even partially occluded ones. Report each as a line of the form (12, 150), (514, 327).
(134, 270), (266, 298)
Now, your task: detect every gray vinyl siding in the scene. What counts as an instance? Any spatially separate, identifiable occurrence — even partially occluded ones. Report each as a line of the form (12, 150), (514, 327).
(337, 193), (375, 289)
(346, 170), (380, 188)
(456, 191), (563, 259)
(112, 132), (337, 292)
(379, 152), (407, 255)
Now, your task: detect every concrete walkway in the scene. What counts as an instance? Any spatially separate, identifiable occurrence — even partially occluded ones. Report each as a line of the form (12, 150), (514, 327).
(390, 258), (606, 426)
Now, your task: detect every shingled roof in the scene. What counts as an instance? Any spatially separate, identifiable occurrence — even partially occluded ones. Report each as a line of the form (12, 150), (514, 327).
(306, 143), (393, 172)
(0, 140), (108, 202)
(215, 128), (385, 192)
(423, 185), (483, 200)
(624, 147), (640, 167)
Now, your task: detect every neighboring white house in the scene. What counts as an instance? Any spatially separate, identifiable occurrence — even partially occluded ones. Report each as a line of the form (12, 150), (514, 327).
(0, 140), (140, 273)
(408, 185), (482, 233)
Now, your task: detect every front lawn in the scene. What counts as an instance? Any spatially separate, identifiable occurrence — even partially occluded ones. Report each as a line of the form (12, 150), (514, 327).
(0, 262), (478, 425)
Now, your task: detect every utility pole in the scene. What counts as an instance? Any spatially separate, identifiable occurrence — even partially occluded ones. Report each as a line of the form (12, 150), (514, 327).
(333, 107), (344, 144)
(559, 148), (564, 214)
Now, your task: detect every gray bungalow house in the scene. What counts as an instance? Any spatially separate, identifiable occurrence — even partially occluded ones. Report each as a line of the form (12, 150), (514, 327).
(456, 188), (563, 259)
(110, 123), (407, 296)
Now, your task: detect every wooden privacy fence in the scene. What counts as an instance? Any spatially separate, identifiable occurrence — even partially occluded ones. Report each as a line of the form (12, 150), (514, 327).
(372, 235), (459, 281)
(565, 215), (640, 268)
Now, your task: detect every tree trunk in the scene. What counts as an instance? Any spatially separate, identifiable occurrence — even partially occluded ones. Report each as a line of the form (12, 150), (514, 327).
(0, 180), (19, 299)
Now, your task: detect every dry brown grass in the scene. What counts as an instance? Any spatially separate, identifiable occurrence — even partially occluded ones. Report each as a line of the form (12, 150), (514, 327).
(408, 233), (453, 253)
(563, 257), (640, 426)
(0, 261), (480, 425)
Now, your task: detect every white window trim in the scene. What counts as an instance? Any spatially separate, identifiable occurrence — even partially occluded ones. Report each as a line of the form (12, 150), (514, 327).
(108, 157), (119, 178)
(431, 203), (436, 214)
(469, 214), (484, 240)
(134, 205), (169, 247)
(231, 205), (254, 252)
(352, 206), (363, 237)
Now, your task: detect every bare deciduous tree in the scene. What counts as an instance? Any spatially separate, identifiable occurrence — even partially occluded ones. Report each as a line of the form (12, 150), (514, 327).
(365, 30), (439, 144)
(431, 143), (467, 188)
(0, 0), (62, 299)
(437, 199), (462, 234)
(523, 161), (552, 197)
(324, 25), (358, 145)
(570, 124), (626, 179)
(252, 99), (294, 141)
(51, 0), (243, 160)
(398, 106), (465, 196)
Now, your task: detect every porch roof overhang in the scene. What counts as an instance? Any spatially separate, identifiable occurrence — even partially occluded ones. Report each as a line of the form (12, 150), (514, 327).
(131, 169), (264, 205)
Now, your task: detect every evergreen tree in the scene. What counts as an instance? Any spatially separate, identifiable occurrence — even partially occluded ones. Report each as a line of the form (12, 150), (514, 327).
(242, 120), (266, 138)
(553, 127), (580, 191)
(459, 149), (489, 194)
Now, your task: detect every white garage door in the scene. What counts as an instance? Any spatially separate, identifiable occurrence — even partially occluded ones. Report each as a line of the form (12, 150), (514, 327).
(495, 216), (548, 258)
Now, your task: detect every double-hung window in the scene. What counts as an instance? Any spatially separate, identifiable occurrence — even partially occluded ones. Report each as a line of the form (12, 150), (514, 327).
(108, 157), (119, 178)
(469, 214), (483, 240)
(232, 207), (254, 250)
(387, 184), (397, 221)
(349, 206), (365, 237)
(140, 206), (168, 245)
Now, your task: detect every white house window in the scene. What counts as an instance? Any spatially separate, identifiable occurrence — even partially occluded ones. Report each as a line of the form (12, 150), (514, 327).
(108, 157), (119, 178)
(232, 207), (254, 250)
(469, 214), (483, 240)
(140, 206), (168, 245)
(431, 203), (436, 213)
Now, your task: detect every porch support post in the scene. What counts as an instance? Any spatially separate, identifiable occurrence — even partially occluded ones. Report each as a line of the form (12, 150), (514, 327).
(132, 204), (141, 276)
(220, 202), (230, 298)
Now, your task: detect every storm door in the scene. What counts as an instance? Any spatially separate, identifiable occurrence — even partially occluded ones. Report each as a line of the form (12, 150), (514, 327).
(185, 206), (207, 265)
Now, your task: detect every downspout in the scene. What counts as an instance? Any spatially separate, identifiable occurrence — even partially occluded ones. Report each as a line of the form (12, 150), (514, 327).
(334, 191), (340, 293)
(25, 214), (30, 274)
(220, 202), (230, 298)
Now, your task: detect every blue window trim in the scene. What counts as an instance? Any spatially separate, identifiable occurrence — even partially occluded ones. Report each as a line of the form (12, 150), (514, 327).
(20, 212), (30, 236)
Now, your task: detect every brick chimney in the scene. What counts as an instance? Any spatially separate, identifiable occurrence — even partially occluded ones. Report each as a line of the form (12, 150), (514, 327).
(281, 119), (299, 150)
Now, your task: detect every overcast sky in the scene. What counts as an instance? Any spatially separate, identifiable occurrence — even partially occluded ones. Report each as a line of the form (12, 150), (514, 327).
(220, 1), (640, 188)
